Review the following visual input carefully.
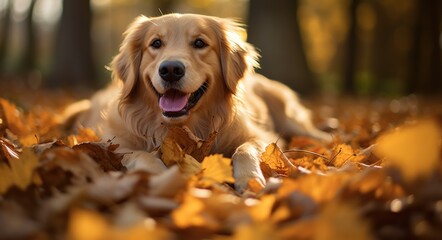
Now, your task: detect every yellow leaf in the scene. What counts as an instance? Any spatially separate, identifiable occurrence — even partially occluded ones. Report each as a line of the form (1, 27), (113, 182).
(178, 154), (202, 176)
(0, 147), (39, 194)
(69, 208), (173, 240)
(69, 208), (108, 240)
(260, 143), (291, 177)
(201, 154), (235, 185)
(315, 201), (372, 240)
(374, 119), (441, 182)
(231, 222), (281, 240)
(248, 195), (276, 222)
(172, 193), (218, 229)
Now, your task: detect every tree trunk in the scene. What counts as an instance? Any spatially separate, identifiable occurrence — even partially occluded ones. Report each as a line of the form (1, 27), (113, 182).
(407, 0), (441, 94)
(0, 0), (12, 72)
(47, 0), (95, 88)
(247, 0), (316, 95)
(343, 0), (359, 95)
(20, 0), (37, 73)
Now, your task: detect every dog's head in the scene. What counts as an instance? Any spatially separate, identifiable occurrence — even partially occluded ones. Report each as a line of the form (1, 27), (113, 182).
(112, 14), (259, 123)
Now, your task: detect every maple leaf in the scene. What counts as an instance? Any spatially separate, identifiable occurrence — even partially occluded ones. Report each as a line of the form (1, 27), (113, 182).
(374, 119), (441, 182)
(260, 143), (294, 178)
(329, 144), (366, 167)
(0, 145), (40, 194)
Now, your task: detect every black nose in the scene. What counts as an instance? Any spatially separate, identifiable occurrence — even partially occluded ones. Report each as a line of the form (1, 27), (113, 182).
(159, 61), (185, 82)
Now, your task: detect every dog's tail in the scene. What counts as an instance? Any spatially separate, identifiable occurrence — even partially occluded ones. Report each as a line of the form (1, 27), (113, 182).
(60, 99), (91, 130)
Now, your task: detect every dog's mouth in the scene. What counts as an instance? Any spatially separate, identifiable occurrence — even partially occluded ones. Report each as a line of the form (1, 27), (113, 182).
(158, 82), (208, 118)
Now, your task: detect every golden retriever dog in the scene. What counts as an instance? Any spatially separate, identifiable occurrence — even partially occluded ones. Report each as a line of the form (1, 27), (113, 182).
(74, 13), (330, 192)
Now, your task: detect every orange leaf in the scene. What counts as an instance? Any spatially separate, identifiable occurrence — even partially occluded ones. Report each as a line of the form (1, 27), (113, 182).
(330, 144), (366, 167)
(260, 143), (292, 178)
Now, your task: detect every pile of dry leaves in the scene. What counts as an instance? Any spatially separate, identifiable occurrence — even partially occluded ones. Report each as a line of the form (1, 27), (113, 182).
(0, 95), (441, 240)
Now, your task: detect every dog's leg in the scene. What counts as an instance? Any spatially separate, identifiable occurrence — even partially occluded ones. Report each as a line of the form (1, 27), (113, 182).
(254, 75), (332, 142)
(232, 140), (266, 193)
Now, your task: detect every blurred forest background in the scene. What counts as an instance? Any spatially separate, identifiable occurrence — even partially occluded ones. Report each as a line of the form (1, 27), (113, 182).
(0, 0), (440, 97)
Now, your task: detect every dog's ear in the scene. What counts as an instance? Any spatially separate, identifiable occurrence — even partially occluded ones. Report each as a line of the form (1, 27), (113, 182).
(213, 18), (259, 94)
(112, 16), (151, 101)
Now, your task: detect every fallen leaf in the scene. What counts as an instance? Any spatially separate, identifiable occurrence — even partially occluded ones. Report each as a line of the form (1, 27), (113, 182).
(162, 126), (217, 162)
(374, 119), (441, 182)
(161, 137), (184, 167)
(0, 147), (40, 194)
(66, 128), (100, 147)
(0, 99), (27, 137)
(260, 143), (293, 178)
(230, 222), (281, 240)
(172, 193), (219, 229)
(200, 154), (235, 186)
(315, 201), (372, 240)
(179, 154), (202, 176)
(39, 146), (103, 185)
(330, 144), (366, 167)
(68, 208), (109, 240)
(73, 142), (124, 172)
(277, 173), (352, 203)
(247, 178), (265, 193)
(247, 195), (276, 222)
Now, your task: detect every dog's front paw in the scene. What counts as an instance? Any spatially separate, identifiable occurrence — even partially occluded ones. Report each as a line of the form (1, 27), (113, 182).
(122, 150), (167, 173)
(232, 151), (266, 193)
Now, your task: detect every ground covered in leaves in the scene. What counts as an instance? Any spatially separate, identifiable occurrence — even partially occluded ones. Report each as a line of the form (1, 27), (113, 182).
(1, 88), (442, 239)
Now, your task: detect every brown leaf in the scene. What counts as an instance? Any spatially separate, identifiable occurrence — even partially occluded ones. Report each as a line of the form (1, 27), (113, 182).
(161, 136), (185, 167)
(162, 126), (217, 162)
(39, 146), (103, 185)
(73, 142), (124, 172)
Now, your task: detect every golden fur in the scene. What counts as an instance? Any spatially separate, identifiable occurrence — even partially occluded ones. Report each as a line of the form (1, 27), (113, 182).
(76, 14), (330, 192)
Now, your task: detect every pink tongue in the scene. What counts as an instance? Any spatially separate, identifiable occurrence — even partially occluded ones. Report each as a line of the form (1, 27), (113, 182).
(159, 90), (189, 112)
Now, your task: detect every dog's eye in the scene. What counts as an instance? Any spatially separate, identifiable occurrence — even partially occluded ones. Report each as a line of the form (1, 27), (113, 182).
(150, 39), (162, 49)
(193, 38), (207, 49)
